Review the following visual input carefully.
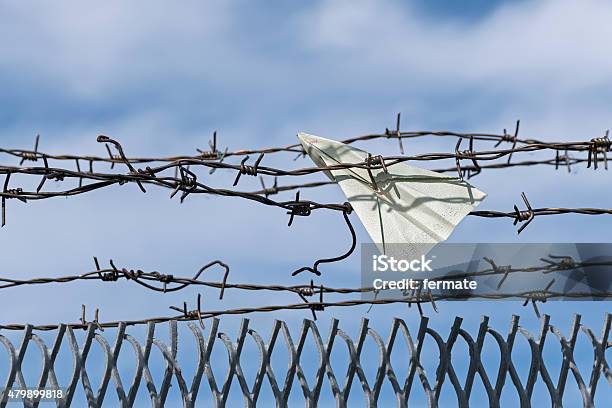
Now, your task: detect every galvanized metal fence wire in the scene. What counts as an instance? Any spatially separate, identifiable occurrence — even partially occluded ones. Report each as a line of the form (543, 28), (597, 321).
(0, 314), (609, 407)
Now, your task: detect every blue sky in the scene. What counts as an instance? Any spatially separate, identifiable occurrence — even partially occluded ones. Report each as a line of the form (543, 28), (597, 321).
(0, 0), (611, 405)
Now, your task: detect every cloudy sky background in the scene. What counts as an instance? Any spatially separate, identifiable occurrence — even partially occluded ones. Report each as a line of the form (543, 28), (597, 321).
(0, 0), (611, 405)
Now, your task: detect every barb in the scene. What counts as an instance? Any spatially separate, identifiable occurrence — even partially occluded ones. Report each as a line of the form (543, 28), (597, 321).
(286, 191), (311, 226)
(196, 130), (220, 159)
(513, 191), (535, 233)
(233, 153), (265, 186)
(169, 293), (205, 328)
(522, 279), (556, 318)
(455, 135), (481, 180)
(259, 175), (278, 198)
(294, 279), (327, 320)
(385, 112), (404, 154)
(19, 134), (40, 165)
(587, 130), (611, 170)
(170, 165), (198, 202)
(80, 304), (103, 332)
(500, 120), (520, 164)
(483, 257), (512, 289)
(555, 149), (572, 173)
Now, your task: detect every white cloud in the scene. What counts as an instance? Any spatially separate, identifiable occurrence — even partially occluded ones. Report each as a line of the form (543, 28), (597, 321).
(3, 0), (611, 133)
(2, 0), (611, 103)
(299, 0), (612, 92)
(0, 0), (231, 98)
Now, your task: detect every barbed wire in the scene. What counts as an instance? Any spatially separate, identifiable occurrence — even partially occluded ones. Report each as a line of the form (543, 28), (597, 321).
(2, 155), (612, 237)
(248, 152), (583, 196)
(2, 116), (612, 327)
(0, 288), (609, 332)
(0, 116), (608, 176)
(1, 134), (608, 178)
(3, 116), (608, 162)
(1, 126), (612, 276)
(1, 148), (611, 232)
(0, 255), (608, 323)
(2, 116), (610, 185)
(0, 253), (606, 292)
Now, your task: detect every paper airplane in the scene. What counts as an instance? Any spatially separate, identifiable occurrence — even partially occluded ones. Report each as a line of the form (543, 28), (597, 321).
(297, 133), (486, 258)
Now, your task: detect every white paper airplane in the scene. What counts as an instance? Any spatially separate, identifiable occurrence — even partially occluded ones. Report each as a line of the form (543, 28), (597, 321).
(297, 133), (486, 258)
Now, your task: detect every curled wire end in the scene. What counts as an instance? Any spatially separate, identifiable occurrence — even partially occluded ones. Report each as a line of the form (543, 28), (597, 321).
(292, 266), (321, 277)
(96, 135), (146, 192)
(291, 203), (355, 277)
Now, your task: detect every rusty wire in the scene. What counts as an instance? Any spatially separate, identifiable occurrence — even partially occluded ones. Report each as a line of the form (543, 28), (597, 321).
(1, 130), (611, 234)
(2, 156), (612, 236)
(0, 254), (607, 293)
(0, 290), (610, 331)
(1, 117), (612, 327)
(0, 255), (608, 323)
(1, 116), (607, 163)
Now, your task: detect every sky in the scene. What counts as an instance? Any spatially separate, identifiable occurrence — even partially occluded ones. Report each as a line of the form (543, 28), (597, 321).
(0, 0), (611, 406)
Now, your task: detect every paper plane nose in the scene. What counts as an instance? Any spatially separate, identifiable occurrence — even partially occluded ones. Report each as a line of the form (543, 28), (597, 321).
(297, 132), (319, 148)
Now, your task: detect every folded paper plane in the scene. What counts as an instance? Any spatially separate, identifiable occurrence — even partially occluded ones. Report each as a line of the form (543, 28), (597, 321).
(297, 133), (486, 258)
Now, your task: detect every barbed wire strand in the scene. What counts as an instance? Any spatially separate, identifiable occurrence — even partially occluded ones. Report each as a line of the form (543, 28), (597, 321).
(0, 289), (609, 332)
